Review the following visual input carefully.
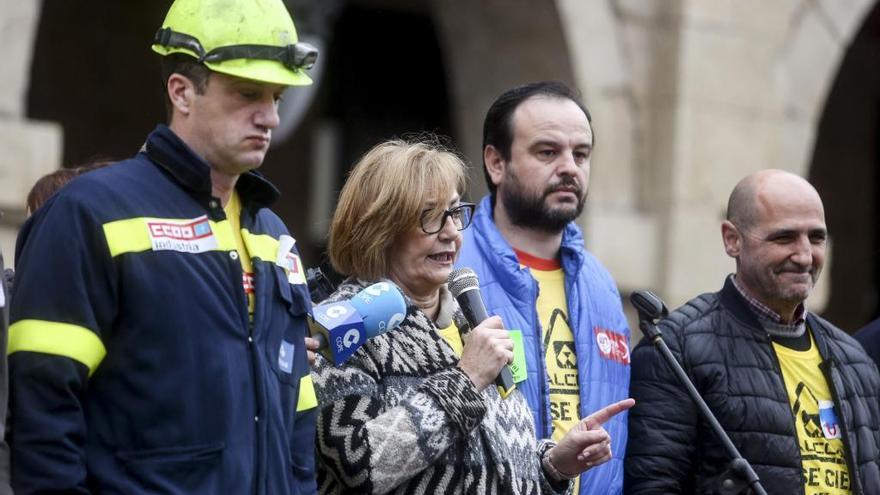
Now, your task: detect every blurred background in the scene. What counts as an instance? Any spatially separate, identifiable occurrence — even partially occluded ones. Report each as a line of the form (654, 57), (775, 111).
(1, 0), (879, 337)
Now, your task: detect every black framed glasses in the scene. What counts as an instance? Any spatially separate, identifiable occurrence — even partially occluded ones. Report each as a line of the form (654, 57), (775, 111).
(419, 203), (475, 234)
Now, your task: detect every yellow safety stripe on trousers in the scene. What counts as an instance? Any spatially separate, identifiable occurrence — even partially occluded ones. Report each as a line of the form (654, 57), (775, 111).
(241, 229), (280, 263)
(8, 320), (106, 377)
(102, 217), (237, 257)
(297, 374), (318, 412)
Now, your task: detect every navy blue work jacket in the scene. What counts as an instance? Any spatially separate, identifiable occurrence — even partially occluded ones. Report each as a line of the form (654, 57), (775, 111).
(9, 125), (317, 494)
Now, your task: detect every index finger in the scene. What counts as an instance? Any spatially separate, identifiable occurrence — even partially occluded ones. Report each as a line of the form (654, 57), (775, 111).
(484, 315), (505, 329)
(583, 398), (635, 429)
(304, 336), (320, 350)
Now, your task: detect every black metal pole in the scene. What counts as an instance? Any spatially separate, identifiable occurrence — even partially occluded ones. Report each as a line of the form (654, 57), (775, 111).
(632, 291), (768, 495)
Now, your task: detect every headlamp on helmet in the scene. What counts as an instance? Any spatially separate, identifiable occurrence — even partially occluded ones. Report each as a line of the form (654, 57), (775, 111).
(154, 27), (318, 71)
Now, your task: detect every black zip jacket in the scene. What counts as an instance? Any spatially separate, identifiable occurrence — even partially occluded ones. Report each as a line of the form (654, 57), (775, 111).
(625, 277), (880, 494)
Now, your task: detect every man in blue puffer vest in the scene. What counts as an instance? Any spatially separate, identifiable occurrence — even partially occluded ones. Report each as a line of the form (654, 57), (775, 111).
(456, 81), (631, 494)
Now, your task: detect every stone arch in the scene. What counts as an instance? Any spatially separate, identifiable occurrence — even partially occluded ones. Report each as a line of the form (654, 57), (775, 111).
(0, 0), (61, 258)
(546, 0), (878, 315)
(779, 0), (878, 178)
(808, 0), (880, 331)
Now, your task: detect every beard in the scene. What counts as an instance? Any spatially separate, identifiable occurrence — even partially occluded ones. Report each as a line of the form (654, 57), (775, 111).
(500, 171), (586, 234)
(739, 260), (821, 312)
(767, 264), (821, 304)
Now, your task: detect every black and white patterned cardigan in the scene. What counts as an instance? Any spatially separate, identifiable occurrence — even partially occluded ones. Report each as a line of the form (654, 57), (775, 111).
(312, 278), (571, 494)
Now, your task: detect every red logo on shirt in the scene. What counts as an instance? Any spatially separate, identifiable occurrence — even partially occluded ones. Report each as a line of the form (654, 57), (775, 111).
(147, 217), (212, 240)
(285, 253), (301, 275)
(242, 272), (255, 294)
(594, 327), (630, 365)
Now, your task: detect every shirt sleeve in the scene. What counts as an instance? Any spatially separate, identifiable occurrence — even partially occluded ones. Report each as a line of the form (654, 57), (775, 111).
(291, 336), (318, 495)
(290, 401), (318, 494)
(8, 192), (117, 494)
(0, 252), (11, 495)
(624, 324), (697, 494)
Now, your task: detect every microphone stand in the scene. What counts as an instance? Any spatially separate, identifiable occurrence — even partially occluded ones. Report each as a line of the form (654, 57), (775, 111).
(630, 291), (768, 495)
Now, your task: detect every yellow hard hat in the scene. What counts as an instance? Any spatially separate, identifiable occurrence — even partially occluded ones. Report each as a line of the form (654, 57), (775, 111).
(152, 0), (316, 86)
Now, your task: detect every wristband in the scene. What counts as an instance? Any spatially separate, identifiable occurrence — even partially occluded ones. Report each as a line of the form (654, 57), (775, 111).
(539, 443), (578, 481)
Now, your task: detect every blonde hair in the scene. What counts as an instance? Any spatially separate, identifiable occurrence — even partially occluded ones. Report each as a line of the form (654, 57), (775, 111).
(329, 138), (468, 280)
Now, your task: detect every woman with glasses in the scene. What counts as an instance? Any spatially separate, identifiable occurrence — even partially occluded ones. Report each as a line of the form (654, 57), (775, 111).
(312, 138), (632, 494)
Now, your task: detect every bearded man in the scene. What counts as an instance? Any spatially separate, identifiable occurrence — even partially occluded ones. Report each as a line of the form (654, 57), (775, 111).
(456, 81), (631, 495)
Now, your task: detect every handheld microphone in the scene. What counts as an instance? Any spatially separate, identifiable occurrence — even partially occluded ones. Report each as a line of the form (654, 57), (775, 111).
(310, 281), (407, 365)
(447, 268), (516, 399)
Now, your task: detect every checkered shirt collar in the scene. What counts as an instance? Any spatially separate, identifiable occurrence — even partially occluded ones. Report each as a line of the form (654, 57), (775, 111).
(731, 275), (806, 330)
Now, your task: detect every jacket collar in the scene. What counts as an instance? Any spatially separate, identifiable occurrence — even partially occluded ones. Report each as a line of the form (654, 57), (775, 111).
(472, 195), (586, 274)
(143, 125), (280, 219)
(720, 275), (839, 358)
(718, 274), (768, 337)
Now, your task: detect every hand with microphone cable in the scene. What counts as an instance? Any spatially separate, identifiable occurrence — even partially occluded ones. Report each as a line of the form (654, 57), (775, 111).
(448, 268), (517, 398)
(304, 336), (320, 366)
(456, 315), (513, 392)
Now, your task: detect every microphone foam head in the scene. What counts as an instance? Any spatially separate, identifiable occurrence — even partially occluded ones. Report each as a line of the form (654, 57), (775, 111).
(447, 268), (479, 298)
(349, 281), (407, 338)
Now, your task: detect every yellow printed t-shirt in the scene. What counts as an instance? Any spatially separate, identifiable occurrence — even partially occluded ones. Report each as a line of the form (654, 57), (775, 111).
(515, 249), (580, 491)
(436, 286), (464, 356)
(224, 191), (255, 317)
(437, 323), (463, 356)
(773, 330), (852, 495)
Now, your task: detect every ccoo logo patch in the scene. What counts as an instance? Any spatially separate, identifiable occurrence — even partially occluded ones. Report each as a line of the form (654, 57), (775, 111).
(146, 215), (218, 253)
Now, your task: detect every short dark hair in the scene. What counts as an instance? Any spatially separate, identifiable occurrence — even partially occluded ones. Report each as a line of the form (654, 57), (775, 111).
(160, 53), (212, 120)
(481, 81), (592, 198)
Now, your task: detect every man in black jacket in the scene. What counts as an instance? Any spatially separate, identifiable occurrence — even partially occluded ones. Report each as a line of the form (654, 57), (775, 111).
(626, 169), (880, 494)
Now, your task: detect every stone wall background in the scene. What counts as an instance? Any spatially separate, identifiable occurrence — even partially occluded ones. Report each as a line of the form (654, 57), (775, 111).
(556, 0), (878, 333)
(0, 0), (60, 261)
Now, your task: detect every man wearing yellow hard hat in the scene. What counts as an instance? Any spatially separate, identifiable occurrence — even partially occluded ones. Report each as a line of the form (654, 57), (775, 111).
(8, 0), (319, 493)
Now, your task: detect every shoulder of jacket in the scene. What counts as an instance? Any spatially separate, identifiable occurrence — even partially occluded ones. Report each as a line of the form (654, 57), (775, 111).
(811, 314), (874, 363)
(252, 207), (287, 233)
(659, 291), (722, 336)
(58, 157), (162, 208)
